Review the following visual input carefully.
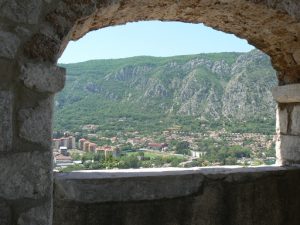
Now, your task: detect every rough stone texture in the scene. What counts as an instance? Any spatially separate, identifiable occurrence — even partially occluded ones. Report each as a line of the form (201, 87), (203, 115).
(0, 90), (13, 152)
(17, 0), (300, 80)
(290, 104), (300, 135)
(55, 171), (204, 203)
(0, 0), (43, 24)
(20, 63), (66, 93)
(293, 49), (300, 65)
(19, 96), (54, 149)
(0, 151), (52, 200)
(23, 33), (61, 63)
(276, 135), (300, 165)
(45, 0), (300, 80)
(0, 201), (11, 225)
(18, 201), (52, 225)
(0, 31), (20, 59)
(272, 84), (300, 103)
(276, 105), (288, 134)
(0, 59), (19, 87)
(53, 167), (300, 225)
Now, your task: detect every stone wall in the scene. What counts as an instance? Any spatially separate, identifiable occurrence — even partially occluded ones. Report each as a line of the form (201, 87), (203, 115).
(273, 84), (300, 165)
(0, 0), (300, 224)
(53, 167), (300, 225)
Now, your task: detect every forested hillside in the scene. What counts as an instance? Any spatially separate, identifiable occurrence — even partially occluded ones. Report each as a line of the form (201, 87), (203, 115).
(54, 50), (277, 134)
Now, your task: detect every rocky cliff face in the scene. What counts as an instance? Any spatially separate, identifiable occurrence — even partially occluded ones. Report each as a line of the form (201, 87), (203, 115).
(55, 50), (276, 130)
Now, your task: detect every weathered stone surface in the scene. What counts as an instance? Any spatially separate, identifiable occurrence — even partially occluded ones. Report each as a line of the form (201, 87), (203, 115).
(290, 104), (300, 135)
(0, 151), (52, 200)
(54, 167), (300, 225)
(0, 201), (11, 225)
(19, 97), (53, 148)
(0, 90), (13, 152)
(272, 84), (300, 103)
(20, 63), (66, 93)
(0, 0), (43, 24)
(54, 167), (291, 204)
(18, 201), (52, 225)
(14, 26), (31, 39)
(276, 106), (288, 134)
(55, 169), (205, 203)
(293, 49), (300, 64)
(24, 33), (61, 62)
(0, 31), (20, 59)
(276, 134), (300, 165)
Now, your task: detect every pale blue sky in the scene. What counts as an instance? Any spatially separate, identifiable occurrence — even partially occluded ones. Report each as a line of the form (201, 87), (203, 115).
(59, 21), (254, 64)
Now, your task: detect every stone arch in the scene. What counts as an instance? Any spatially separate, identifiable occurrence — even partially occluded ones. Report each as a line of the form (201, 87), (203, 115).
(0, 0), (300, 224)
(23, 0), (300, 82)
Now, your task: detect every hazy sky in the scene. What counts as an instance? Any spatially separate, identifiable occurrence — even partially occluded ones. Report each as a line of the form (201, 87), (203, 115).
(59, 21), (254, 64)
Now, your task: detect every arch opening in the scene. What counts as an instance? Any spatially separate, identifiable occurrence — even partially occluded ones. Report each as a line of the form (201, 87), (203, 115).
(53, 21), (278, 171)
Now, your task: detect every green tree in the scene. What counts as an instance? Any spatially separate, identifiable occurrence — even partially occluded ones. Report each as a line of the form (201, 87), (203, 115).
(175, 141), (190, 155)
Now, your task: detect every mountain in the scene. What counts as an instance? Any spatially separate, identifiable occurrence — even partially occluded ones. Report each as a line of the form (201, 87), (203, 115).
(54, 50), (277, 134)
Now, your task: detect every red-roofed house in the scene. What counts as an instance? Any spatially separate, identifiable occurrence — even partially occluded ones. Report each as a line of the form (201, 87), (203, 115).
(148, 143), (168, 151)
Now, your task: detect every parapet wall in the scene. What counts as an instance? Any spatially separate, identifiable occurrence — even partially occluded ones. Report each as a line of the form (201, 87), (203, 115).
(53, 167), (300, 225)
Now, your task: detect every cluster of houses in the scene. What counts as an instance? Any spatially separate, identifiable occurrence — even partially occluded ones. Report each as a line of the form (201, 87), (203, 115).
(52, 136), (76, 150)
(126, 137), (169, 151)
(147, 143), (168, 151)
(52, 136), (77, 168)
(78, 138), (120, 158)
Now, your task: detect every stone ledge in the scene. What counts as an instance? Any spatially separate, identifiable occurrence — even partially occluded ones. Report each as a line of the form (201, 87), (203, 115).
(54, 166), (297, 203)
(272, 84), (300, 103)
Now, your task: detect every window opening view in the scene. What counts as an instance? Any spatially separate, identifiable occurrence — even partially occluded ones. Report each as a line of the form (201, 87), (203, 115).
(54, 21), (276, 172)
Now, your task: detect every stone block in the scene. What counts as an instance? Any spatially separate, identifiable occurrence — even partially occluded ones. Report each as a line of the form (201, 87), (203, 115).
(276, 134), (300, 165)
(24, 33), (61, 62)
(0, 201), (11, 225)
(0, 151), (52, 200)
(0, 90), (13, 152)
(18, 201), (52, 225)
(0, 31), (20, 59)
(276, 106), (288, 134)
(20, 63), (66, 93)
(0, 59), (17, 85)
(272, 84), (300, 103)
(0, 0), (43, 24)
(19, 97), (53, 149)
(291, 104), (300, 135)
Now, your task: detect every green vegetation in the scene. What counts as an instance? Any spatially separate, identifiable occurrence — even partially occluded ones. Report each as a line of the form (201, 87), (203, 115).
(60, 151), (187, 172)
(54, 50), (276, 135)
(54, 50), (277, 171)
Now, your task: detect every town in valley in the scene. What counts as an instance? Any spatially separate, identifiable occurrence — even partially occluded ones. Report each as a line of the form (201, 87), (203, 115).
(53, 123), (276, 172)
